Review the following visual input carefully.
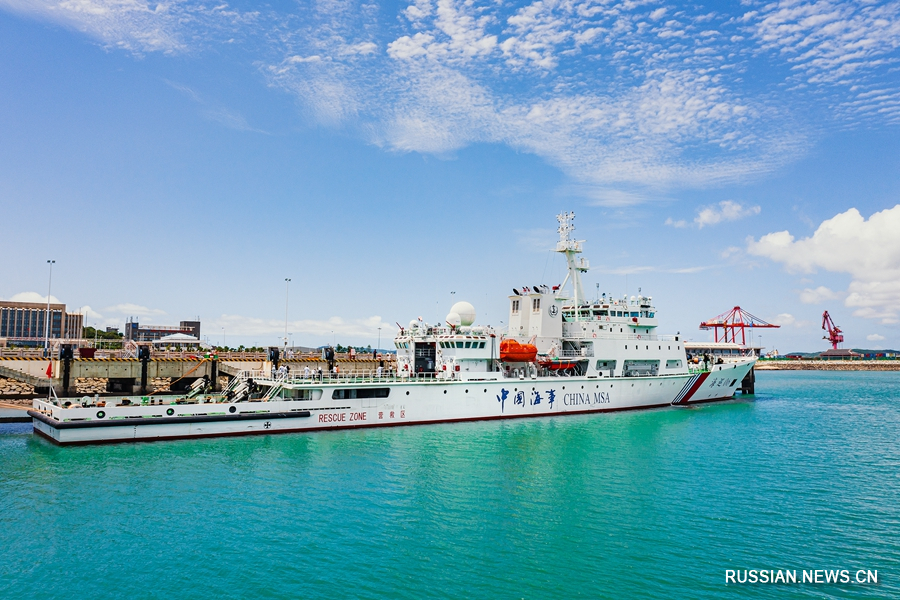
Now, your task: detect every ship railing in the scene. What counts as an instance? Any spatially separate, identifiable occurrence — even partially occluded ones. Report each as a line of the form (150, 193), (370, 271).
(235, 369), (460, 386)
(557, 349), (594, 358)
(561, 332), (679, 342)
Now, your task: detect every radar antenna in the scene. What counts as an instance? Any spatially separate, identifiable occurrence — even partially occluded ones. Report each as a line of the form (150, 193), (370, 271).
(555, 212), (589, 308)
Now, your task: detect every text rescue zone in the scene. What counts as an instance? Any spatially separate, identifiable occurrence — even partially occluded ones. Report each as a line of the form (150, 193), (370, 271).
(726, 570), (878, 584)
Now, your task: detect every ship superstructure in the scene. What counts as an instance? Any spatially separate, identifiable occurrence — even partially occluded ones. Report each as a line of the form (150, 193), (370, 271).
(30, 213), (755, 445)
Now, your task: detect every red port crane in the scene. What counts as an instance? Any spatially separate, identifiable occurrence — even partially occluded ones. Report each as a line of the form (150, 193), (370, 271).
(699, 306), (780, 346)
(822, 311), (844, 349)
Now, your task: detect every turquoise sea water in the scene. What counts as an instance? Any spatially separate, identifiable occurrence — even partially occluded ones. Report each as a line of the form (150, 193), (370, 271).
(1, 371), (898, 599)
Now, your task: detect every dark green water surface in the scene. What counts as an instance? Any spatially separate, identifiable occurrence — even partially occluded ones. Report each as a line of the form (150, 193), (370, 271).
(1, 371), (898, 598)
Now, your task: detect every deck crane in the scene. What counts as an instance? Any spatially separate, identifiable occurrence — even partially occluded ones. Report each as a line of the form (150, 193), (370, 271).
(822, 311), (844, 349)
(699, 306), (780, 346)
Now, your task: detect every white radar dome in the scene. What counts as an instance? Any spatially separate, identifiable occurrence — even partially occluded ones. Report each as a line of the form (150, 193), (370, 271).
(450, 301), (476, 326)
(445, 312), (461, 327)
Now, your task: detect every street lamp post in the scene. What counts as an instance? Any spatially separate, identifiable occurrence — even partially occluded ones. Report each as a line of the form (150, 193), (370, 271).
(44, 260), (55, 355)
(221, 326), (225, 350)
(377, 327), (381, 352)
(284, 278), (291, 348)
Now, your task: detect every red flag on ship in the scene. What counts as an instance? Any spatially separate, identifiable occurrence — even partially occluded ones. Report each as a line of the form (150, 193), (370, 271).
(45, 363), (53, 378)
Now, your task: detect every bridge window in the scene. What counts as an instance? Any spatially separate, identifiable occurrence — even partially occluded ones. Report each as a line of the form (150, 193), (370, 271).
(511, 300), (520, 314)
(332, 388), (390, 400)
(532, 298), (541, 312)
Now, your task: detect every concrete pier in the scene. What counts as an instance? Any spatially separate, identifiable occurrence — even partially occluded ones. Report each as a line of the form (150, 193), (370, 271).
(0, 402), (30, 423)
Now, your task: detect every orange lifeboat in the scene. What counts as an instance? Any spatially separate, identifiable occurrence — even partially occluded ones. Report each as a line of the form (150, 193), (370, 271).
(538, 359), (577, 370)
(499, 339), (538, 362)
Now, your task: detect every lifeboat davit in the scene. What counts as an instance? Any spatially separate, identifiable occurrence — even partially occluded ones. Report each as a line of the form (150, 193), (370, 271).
(499, 339), (538, 362)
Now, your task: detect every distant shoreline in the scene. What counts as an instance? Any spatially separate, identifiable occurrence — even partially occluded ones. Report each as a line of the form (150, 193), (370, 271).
(757, 360), (900, 371)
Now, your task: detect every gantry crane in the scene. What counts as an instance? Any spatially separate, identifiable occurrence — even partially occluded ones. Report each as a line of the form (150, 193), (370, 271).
(822, 311), (844, 349)
(699, 306), (780, 346)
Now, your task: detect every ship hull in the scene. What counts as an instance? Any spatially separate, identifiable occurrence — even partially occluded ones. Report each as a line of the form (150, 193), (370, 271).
(30, 360), (754, 445)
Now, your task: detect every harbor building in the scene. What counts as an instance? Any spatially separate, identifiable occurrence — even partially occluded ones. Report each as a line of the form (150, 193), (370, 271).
(0, 300), (84, 344)
(125, 318), (200, 342)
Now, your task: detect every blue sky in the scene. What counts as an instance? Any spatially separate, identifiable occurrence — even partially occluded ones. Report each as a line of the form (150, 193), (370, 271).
(1, 0), (899, 352)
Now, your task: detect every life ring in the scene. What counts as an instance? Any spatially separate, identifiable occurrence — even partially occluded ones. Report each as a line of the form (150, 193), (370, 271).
(166, 408), (175, 416)
(637, 335), (641, 340)
(592, 333), (597, 338)
(96, 410), (106, 419)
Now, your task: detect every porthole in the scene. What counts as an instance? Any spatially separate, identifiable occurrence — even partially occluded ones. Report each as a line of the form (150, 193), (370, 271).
(406, 391), (410, 395)
(444, 390), (447, 394)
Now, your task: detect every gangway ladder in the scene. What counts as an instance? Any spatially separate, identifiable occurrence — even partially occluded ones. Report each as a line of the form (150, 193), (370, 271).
(260, 369), (290, 401)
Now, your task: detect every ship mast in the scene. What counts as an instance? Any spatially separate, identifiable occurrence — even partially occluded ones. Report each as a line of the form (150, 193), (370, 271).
(555, 212), (589, 311)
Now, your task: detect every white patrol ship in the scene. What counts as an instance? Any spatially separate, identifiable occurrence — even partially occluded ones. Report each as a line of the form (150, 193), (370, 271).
(30, 212), (755, 445)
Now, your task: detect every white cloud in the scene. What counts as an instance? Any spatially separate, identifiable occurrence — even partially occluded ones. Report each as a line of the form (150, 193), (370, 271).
(769, 313), (818, 329)
(210, 314), (392, 340)
(75, 305), (104, 320)
(590, 265), (711, 276)
(7, 0), (897, 195)
(0, 0), (258, 54)
(666, 200), (761, 229)
(695, 200), (761, 228)
(751, 0), (900, 84)
(867, 333), (885, 341)
(6, 291), (62, 304)
(581, 188), (655, 208)
(287, 54), (323, 63)
(166, 80), (264, 132)
(799, 285), (842, 304)
(748, 204), (900, 323)
(263, 0), (812, 191)
(666, 265), (713, 274)
(750, 0), (900, 123)
(770, 313), (814, 328)
(772, 313), (795, 326)
(340, 42), (377, 56)
(103, 303), (167, 318)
